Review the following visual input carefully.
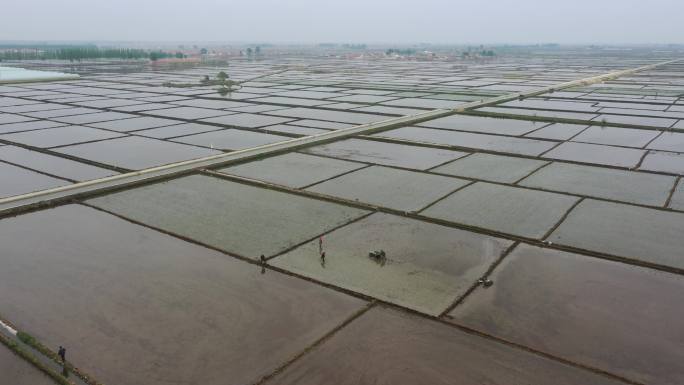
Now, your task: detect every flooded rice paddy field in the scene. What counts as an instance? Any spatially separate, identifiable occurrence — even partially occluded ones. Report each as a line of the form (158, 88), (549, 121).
(0, 344), (56, 385)
(1, 55), (684, 384)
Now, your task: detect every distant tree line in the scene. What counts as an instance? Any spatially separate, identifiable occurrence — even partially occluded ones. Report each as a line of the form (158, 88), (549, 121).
(149, 51), (187, 61)
(243, 46), (262, 58)
(386, 48), (417, 55)
(461, 49), (496, 58)
(0, 46), (187, 62)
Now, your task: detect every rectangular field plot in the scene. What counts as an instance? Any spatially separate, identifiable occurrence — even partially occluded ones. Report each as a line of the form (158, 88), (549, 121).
(265, 107), (385, 125)
(52, 111), (136, 125)
(524, 123), (588, 141)
(172, 129), (289, 150)
(307, 166), (469, 211)
(135, 122), (219, 139)
(23, 107), (99, 119)
(378, 126), (557, 156)
(548, 199), (684, 270)
(0, 145), (115, 181)
(294, 119), (353, 129)
(87, 116), (182, 132)
(56, 136), (220, 170)
(0, 344), (56, 385)
(591, 114), (677, 128)
(0, 162), (69, 198)
(639, 151), (684, 174)
(418, 114), (549, 136)
(272, 213), (512, 315)
(382, 97), (464, 109)
(250, 96), (333, 107)
(571, 126), (659, 148)
(219, 152), (366, 188)
(478, 106), (599, 121)
(433, 153), (547, 183)
(668, 180), (684, 210)
(647, 132), (684, 152)
(200, 113), (295, 128)
(449, 244), (684, 385)
(0, 204), (365, 385)
(303, 138), (468, 170)
(0, 113), (35, 125)
(519, 162), (675, 206)
(262, 124), (329, 136)
(0, 125), (124, 148)
(544, 142), (645, 167)
(145, 106), (234, 120)
(354, 105), (426, 116)
(266, 306), (624, 385)
(422, 182), (579, 239)
(89, 175), (368, 258)
(0, 119), (66, 134)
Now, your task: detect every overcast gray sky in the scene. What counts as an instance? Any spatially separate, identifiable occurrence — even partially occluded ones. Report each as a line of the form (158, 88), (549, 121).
(4, 0), (683, 44)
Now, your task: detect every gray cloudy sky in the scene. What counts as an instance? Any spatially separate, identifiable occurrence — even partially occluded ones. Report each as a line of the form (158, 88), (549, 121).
(4, 0), (683, 44)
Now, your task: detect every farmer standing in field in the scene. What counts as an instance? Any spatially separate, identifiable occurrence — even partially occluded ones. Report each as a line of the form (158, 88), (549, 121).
(58, 346), (65, 362)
